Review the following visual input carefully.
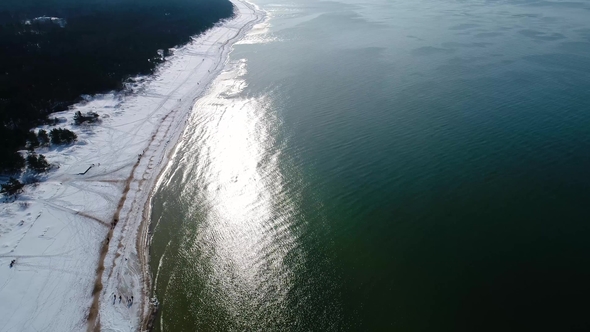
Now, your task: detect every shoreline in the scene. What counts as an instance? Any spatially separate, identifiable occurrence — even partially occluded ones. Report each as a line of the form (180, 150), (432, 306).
(0, 1), (264, 331)
(96, 1), (265, 331)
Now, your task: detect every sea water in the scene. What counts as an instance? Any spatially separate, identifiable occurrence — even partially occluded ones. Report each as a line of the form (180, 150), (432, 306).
(150, 0), (590, 330)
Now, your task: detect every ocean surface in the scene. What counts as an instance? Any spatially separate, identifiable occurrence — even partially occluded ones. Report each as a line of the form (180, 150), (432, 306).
(150, 0), (590, 330)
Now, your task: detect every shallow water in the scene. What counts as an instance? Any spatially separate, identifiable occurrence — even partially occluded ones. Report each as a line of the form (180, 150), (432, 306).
(150, 0), (590, 330)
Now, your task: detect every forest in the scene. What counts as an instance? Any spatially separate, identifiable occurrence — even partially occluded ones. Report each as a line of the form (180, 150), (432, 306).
(0, 0), (234, 174)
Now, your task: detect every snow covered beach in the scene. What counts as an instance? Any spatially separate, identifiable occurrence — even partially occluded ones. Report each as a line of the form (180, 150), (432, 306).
(0, 1), (264, 331)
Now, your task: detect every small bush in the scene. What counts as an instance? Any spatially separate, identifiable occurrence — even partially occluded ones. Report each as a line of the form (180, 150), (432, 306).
(49, 128), (77, 145)
(27, 153), (50, 173)
(1, 177), (24, 196)
(38, 130), (50, 146)
(26, 131), (40, 150)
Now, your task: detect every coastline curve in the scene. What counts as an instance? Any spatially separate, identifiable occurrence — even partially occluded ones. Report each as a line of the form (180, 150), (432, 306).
(94, 1), (265, 331)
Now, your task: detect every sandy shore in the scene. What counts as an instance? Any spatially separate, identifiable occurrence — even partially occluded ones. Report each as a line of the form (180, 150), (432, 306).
(0, 1), (264, 331)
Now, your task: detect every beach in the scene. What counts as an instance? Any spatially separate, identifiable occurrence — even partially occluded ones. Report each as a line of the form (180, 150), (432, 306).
(0, 1), (264, 331)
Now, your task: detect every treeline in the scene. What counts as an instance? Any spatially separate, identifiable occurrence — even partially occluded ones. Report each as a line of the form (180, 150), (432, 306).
(0, 0), (234, 174)
(1, 126), (77, 196)
(5, 127), (77, 170)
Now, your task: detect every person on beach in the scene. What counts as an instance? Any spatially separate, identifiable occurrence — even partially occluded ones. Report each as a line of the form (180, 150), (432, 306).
(131, 296), (134, 305)
(113, 294), (116, 304)
(119, 295), (122, 304)
(9, 259), (16, 268)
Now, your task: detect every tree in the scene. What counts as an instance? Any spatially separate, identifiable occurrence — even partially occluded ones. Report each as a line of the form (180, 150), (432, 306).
(26, 131), (40, 150)
(27, 153), (50, 172)
(0, 151), (25, 174)
(38, 130), (49, 146)
(49, 129), (61, 145)
(1, 177), (24, 196)
(49, 128), (77, 145)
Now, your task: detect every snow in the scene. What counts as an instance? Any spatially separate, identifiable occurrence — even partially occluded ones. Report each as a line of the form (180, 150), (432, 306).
(25, 17), (67, 28)
(0, 1), (264, 331)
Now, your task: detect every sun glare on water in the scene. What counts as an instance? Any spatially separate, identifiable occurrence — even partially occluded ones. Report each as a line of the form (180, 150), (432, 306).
(170, 58), (299, 324)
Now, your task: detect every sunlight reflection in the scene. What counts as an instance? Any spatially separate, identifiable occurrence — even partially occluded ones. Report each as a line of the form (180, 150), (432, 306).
(179, 58), (296, 320)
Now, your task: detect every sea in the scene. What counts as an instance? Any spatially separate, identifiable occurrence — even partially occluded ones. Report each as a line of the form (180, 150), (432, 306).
(149, 0), (590, 331)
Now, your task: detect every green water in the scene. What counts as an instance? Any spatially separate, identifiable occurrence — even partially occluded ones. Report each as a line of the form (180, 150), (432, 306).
(150, 0), (590, 330)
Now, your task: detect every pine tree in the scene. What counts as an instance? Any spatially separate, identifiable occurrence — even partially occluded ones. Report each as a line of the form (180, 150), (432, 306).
(26, 131), (40, 150)
(1, 177), (24, 196)
(38, 130), (49, 146)
(27, 153), (50, 172)
(49, 128), (77, 145)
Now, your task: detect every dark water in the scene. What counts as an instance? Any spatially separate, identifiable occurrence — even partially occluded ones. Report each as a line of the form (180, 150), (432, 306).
(150, 0), (590, 330)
